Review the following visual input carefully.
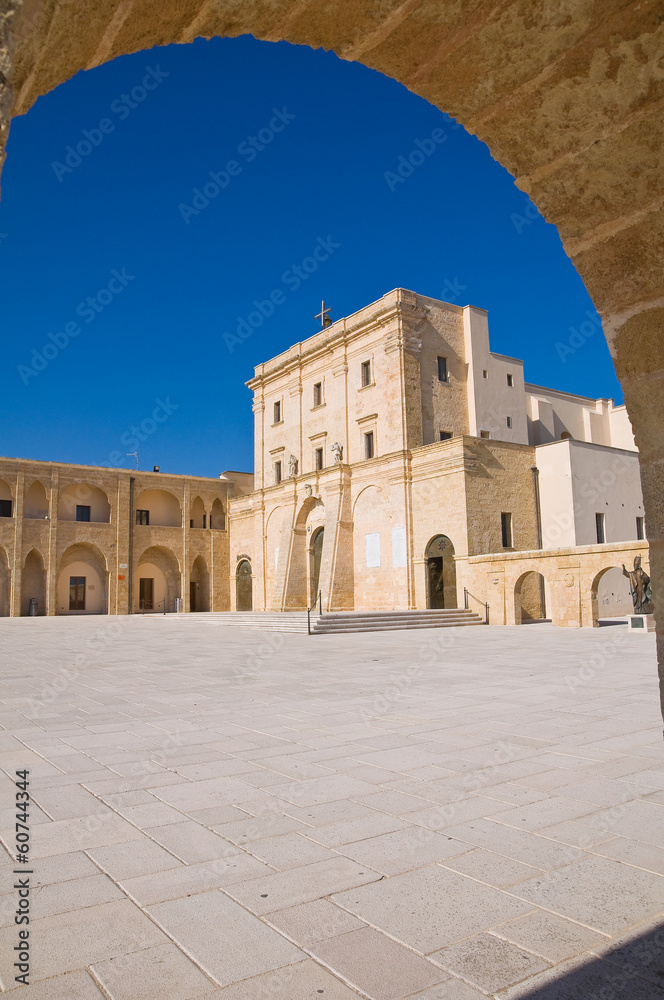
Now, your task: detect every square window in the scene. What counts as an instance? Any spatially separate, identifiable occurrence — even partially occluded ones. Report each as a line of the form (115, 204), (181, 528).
(76, 504), (91, 522)
(636, 516), (645, 540)
(273, 400), (282, 423)
(506, 416), (513, 428)
(361, 360), (372, 386)
(313, 382), (322, 407)
(595, 512), (605, 544)
(501, 512), (512, 548)
(437, 356), (448, 382)
(0, 499), (12, 517)
(480, 430), (490, 439)
(439, 431), (452, 441)
(364, 431), (375, 459)
(274, 460), (282, 484)
(507, 373), (514, 387)
(315, 447), (324, 471)
(136, 509), (149, 525)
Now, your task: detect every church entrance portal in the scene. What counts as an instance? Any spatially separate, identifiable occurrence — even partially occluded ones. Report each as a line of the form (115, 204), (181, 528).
(236, 560), (252, 611)
(310, 528), (324, 606)
(426, 535), (457, 609)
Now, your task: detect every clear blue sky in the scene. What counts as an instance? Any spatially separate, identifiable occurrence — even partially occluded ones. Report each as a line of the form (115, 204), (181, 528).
(0, 35), (620, 477)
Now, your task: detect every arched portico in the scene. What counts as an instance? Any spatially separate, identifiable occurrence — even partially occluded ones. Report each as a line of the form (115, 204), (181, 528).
(425, 535), (457, 610)
(134, 545), (180, 613)
(190, 554), (210, 612)
(0, 545), (9, 616)
(590, 565), (635, 627)
(21, 549), (46, 616)
(514, 571), (548, 624)
(56, 543), (109, 614)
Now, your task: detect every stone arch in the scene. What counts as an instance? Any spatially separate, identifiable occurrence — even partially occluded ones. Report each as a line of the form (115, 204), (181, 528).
(281, 495), (325, 609)
(190, 495), (205, 529)
(514, 571), (549, 624)
(210, 497), (225, 530)
(135, 488), (181, 527)
(190, 554), (210, 612)
(310, 526), (324, 606)
(590, 565), (634, 627)
(24, 480), (48, 518)
(21, 548), (46, 616)
(56, 543), (108, 615)
(265, 504), (285, 608)
(134, 545), (181, 613)
(4, 8), (664, 699)
(236, 558), (252, 612)
(58, 483), (111, 523)
(0, 545), (9, 616)
(425, 534), (457, 610)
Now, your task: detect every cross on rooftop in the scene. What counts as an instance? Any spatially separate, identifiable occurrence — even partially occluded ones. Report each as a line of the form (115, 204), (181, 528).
(315, 300), (332, 328)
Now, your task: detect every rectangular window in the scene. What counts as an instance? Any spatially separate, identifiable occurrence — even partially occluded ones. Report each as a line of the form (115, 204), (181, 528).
(313, 382), (322, 407)
(0, 499), (12, 517)
(482, 369), (488, 378)
(364, 431), (375, 459)
(439, 431), (452, 441)
(203, 514), (207, 528)
(507, 373), (514, 387)
(136, 509), (149, 525)
(506, 416), (513, 428)
(274, 460), (282, 484)
(501, 512), (512, 548)
(273, 400), (281, 423)
(480, 430), (490, 439)
(315, 447), (324, 471)
(636, 516), (645, 540)
(437, 356), (448, 382)
(361, 359), (372, 386)
(139, 577), (153, 611)
(76, 505), (91, 522)
(69, 576), (86, 611)
(595, 512), (606, 544)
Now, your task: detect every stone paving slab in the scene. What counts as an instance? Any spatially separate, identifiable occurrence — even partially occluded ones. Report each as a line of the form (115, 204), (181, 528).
(0, 616), (662, 998)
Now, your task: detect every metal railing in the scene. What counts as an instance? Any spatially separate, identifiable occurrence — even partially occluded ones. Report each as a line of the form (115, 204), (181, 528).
(463, 587), (489, 624)
(307, 590), (322, 635)
(139, 598), (167, 615)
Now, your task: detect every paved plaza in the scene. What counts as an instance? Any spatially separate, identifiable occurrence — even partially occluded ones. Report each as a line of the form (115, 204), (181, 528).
(0, 615), (663, 998)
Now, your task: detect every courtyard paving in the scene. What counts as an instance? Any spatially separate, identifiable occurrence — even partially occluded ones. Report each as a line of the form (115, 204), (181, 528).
(0, 615), (663, 998)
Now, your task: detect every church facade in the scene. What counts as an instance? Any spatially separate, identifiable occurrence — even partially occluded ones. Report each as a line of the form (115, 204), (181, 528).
(0, 287), (648, 627)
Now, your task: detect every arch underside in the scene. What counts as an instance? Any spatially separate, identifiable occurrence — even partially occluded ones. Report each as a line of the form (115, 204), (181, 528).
(2, 1), (663, 703)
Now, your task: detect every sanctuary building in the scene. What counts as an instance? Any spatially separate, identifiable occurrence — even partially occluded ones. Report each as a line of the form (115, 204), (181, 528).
(0, 288), (649, 628)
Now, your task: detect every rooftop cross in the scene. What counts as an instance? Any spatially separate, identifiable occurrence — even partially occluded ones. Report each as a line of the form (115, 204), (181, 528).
(315, 300), (332, 329)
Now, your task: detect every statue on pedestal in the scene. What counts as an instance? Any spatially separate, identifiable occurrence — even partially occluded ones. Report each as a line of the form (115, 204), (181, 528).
(288, 454), (298, 478)
(331, 441), (343, 464)
(622, 555), (653, 614)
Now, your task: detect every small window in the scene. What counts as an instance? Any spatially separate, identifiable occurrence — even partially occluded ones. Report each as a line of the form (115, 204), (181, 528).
(136, 509), (149, 525)
(507, 373), (514, 387)
(501, 512), (512, 548)
(482, 369), (488, 379)
(636, 516), (645, 540)
(273, 400), (282, 423)
(506, 416), (512, 429)
(313, 382), (322, 407)
(315, 447), (324, 471)
(76, 505), (91, 522)
(595, 512), (605, 544)
(364, 431), (375, 459)
(437, 356), (448, 382)
(439, 431), (452, 441)
(203, 514), (207, 528)
(69, 576), (86, 611)
(361, 360), (372, 387)
(480, 430), (490, 439)
(0, 499), (12, 517)
(274, 460), (282, 484)
(189, 519), (194, 528)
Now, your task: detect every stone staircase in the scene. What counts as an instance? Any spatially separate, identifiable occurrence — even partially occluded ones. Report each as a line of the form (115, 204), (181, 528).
(163, 608), (485, 634)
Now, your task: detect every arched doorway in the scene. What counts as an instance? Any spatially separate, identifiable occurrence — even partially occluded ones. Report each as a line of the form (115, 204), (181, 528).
(591, 566), (634, 627)
(56, 543), (109, 615)
(515, 572), (548, 624)
(21, 549), (46, 616)
(425, 535), (457, 609)
(310, 527), (324, 606)
(236, 559), (252, 611)
(190, 555), (210, 612)
(134, 546), (180, 613)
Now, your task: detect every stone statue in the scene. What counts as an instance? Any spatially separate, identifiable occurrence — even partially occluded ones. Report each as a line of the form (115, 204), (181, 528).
(622, 555), (653, 614)
(331, 441), (343, 464)
(288, 454), (298, 478)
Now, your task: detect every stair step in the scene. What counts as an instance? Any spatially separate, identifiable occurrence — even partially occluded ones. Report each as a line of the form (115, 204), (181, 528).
(149, 607), (485, 634)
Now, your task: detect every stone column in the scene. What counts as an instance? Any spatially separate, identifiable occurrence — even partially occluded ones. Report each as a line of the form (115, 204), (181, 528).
(10, 469), (23, 617)
(46, 469), (58, 615)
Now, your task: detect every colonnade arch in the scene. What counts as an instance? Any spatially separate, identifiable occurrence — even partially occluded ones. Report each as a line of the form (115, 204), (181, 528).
(56, 543), (109, 614)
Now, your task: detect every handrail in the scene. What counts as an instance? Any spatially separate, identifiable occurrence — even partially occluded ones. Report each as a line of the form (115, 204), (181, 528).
(307, 590), (322, 635)
(139, 597), (167, 615)
(463, 587), (489, 624)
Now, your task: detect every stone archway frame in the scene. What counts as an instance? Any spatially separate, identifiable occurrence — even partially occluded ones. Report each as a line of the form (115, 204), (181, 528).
(57, 541), (110, 615)
(424, 533), (458, 610)
(514, 570), (548, 625)
(3, 4), (663, 703)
